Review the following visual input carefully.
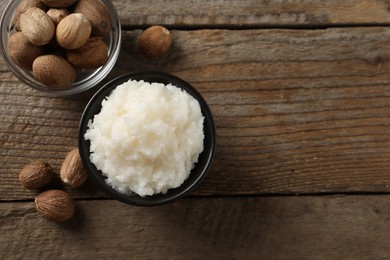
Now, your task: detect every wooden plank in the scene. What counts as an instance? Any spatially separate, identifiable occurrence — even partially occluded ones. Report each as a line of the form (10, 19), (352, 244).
(1, 28), (390, 200)
(1, 195), (390, 259)
(1, 0), (390, 28)
(116, 0), (390, 27)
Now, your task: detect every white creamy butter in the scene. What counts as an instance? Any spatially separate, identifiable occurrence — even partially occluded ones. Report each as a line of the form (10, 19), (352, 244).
(84, 79), (204, 197)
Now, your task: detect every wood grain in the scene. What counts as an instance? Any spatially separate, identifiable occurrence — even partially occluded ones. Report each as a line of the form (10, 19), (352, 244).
(1, 28), (390, 200)
(2, 1), (390, 258)
(1, 0), (390, 28)
(115, 0), (390, 27)
(1, 195), (390, 259)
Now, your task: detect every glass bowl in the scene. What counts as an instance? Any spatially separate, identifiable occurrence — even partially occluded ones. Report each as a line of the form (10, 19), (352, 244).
(0, 0), (121, 96)
(78, 72), (217, 206)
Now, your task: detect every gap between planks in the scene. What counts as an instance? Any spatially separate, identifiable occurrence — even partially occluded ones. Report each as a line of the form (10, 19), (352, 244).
(121, 23), (390, 31)
(3, 191), (390, 204)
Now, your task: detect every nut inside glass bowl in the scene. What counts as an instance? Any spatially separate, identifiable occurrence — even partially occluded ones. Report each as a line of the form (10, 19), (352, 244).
(0, 0), (121, 96)
(78, 71), (217, 206)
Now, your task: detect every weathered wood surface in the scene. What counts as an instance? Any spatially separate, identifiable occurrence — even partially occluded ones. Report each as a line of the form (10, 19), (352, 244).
(116, 0), (390, 27)
(2, 28), (390, 200)
(1, 0), (390, 27)
(2, 0), (390, 259)
(1, 195), (390, 259)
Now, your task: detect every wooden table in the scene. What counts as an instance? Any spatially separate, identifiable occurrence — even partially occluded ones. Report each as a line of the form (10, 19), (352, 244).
(2, 0), (390, 258)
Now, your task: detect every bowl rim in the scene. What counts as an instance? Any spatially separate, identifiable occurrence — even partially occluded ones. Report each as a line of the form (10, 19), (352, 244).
(0, 0), (122, 96)
(78, 71), (216, 206)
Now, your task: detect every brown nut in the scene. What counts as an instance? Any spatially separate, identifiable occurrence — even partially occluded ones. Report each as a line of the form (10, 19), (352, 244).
(56, 13), (92, 50)
(19, 160), (53, 190)
(32, 55), (77, 88)
(35, 190), (75, 222)
(47, 8), (70, 25)
(20, 7), (55, 46)
(13, 0), (48, 30)
(66, 37), (108, 69)
(41, 0), (78, 8)
(138, 25), (172, 59)
(73, 0), (112, 36)
(60, 148), (88, 188)
(8, 32), (45, 70)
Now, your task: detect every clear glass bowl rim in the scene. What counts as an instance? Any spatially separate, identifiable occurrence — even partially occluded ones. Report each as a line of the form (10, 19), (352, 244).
(0, 0), (122, 96)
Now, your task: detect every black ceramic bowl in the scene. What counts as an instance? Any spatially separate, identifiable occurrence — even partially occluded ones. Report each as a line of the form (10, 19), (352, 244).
(79, 71), (216, 206)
